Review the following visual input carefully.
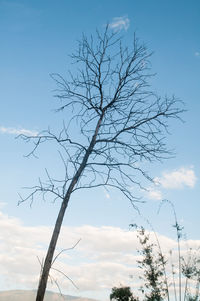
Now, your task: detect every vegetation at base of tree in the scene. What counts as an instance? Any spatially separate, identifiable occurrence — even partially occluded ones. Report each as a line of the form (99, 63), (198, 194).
(110, 286), (139, 301)
(136, 226), (168, 301)
(112, 203), (200, 301)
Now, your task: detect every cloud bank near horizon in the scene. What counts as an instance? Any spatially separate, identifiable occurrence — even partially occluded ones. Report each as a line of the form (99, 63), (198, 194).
(0, 209), (199, 295)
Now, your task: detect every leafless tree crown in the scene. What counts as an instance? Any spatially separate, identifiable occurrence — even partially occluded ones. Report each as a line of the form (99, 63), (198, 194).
(19, 26), (185, 301)
(20, 27), (184, 207)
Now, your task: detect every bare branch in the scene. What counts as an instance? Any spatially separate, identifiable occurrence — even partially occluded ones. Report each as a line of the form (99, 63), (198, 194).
(52, 239), (81, 266)
(51, 267), (79, 290)
(18, 26), (184, 301)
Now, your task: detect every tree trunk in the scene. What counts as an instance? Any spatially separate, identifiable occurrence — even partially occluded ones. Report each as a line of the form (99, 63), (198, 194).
(36, 197), (69, 301)
(36, 115), (103, 301)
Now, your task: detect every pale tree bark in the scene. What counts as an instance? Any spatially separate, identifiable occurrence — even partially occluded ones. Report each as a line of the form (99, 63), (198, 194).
(36, 114), (103, 300)
(19, 26), (184, 301)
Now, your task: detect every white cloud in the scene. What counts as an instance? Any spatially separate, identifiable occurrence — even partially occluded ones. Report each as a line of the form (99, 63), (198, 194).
(109, 16), (130, 31)
(195, 51), (200, 57)
(0, 209), (199, 298)
(0, 212), (142, 293)
(0, 126), (38, 136)
(147, 189), (163, 201)
(154, 167), (197, 189)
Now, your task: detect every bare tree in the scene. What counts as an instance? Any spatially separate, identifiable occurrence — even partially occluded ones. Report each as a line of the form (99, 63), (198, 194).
(20, 26), (184, 301)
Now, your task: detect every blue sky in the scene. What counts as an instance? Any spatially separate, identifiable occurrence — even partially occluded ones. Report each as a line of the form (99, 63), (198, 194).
(0, 0), (200, 299)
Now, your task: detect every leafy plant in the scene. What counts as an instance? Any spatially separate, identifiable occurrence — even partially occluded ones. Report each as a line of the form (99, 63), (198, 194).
(136, 227), (168, 301)
(110, 286), (139, 301)
(128, 203), (200, 301)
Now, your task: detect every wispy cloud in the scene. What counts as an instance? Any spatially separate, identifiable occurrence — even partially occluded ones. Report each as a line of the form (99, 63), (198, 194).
(103, 188), (110, 199)
(154, 167), (197, 189)
(0, 1), (41, 34)
(109, 16), (130, 31)
(0, 202), (7, 209)
(0, 126), (38, 136)
(147, 189), (163, 201)
(195, 51), (200, 57)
